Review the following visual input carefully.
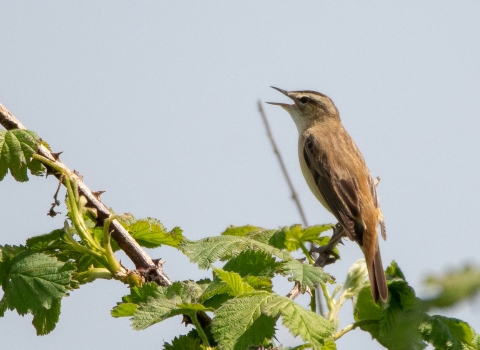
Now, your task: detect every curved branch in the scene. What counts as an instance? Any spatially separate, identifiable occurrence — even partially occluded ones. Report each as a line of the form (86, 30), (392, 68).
(0, 102), (172, 286)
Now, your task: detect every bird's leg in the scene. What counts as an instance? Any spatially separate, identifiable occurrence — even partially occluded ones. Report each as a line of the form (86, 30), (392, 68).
(311, 223), (345, 267)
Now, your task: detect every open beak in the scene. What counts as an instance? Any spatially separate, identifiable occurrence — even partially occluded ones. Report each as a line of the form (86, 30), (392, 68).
(266, 86), (293, 108)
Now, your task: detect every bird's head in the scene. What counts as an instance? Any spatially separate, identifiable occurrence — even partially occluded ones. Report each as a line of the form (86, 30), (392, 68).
(267, 87), (339, 133)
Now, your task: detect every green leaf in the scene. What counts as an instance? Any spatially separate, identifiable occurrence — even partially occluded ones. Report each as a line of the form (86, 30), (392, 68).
(132, 298), (180, 330)
(0, 129), (44, 182)
(181, 235), (292, 270)
(2, 250), (74, 315)
(223, 250), (279, 278)
(212, 292), (276, 350)
(164, 334), (203, 350)
(386, 260), (406, 280)
(262, 295), (335, 349)
(280, 260), (331, 291)
(268, 228), (287, 249)
(222, 225), (262, 236)
(26, 229), (64, 250)
(420, 315), (477, 350)
(123, 282), (164, 304)
(133, 300), (211, 330)
(202, 293), (231, 310)
(214, 268), (254, 296)
(31, 298), (61, 335)
(0, 246), (26, 286)
(111, 302), (138, 317)
(111, 281), (204, 317)
(423, 265), (480, 308)
(112, 281), (204, 318)
(0, 297), (7, 317)
(127, 218), (184, 248)
(284, 224), (334, 252)
(242, 276), (272, 291)
(267, 225), (334, 252)
(354, 262), (427, 350)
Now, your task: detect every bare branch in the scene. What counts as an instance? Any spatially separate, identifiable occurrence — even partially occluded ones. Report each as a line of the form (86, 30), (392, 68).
(0, 103), (172, 286)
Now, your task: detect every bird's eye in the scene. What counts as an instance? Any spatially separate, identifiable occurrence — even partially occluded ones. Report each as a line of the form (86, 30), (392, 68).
(299, 96), (310, 104)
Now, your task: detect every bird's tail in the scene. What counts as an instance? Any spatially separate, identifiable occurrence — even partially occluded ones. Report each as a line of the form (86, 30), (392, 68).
(367, 247), (388, 303)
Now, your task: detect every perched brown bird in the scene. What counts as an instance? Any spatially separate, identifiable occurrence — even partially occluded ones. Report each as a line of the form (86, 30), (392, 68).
(267, 87), (388, 302)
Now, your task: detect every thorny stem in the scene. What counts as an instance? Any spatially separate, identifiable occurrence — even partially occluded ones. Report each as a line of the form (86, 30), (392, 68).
(333, 319), (379, 340)
(1, 103), (171, 284)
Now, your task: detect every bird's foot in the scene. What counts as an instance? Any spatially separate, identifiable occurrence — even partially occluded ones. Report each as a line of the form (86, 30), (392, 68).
(311, 223), (345, 267)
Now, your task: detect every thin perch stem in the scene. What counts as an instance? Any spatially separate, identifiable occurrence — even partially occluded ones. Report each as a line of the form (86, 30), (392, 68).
(333, 319), (379, 340)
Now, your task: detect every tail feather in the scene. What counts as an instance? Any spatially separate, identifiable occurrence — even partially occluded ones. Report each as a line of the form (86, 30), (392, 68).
(366, 248), (388, 303)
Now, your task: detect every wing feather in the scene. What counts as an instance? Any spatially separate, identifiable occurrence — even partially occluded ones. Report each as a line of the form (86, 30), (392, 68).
(303, 134), (361, 241)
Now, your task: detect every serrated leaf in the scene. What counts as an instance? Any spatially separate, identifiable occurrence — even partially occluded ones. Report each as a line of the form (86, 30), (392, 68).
(165, 281), (205, 304)
(281, 260), (331, 291)
(223, 250), (278, 278)
(245, 229), (277, 244)
(242, 276), (272, 291)
(112, 281), (203, 318)
(284, 224), (334, 252)
(420, 315), (477, 350)
(212, 292), (276, 350)
(26, 229), (64, 250)
(127, 218), (184, 248)
(31, 298), (61, 335)
(262, 295), (335, 349)
(133, 300), (211, 330)
(111, 303), (138, 317)
(0, 129), (44, 182)
(386, 260), (406, 280)
(124, 282), (164, 304)
(214, 268), (254, 296)
(2, 251), (74, 315)
(132, 298), (181, 330)
(222, 225), (262, 236)
(267, 225), (334, 252)
(181, 235), (292, 270)
(164, 334), (203, 350)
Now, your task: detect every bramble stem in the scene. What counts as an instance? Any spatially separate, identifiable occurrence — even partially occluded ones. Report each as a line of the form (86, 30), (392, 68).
(76, 268), (113, 283)
(333, 319), (379, 340)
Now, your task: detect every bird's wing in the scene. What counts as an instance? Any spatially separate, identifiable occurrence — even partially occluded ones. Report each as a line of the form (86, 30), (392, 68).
(303, 133), (361, 241)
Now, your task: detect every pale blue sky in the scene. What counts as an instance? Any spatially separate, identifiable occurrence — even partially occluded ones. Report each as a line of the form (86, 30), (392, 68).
(1, 2), (480, 349)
